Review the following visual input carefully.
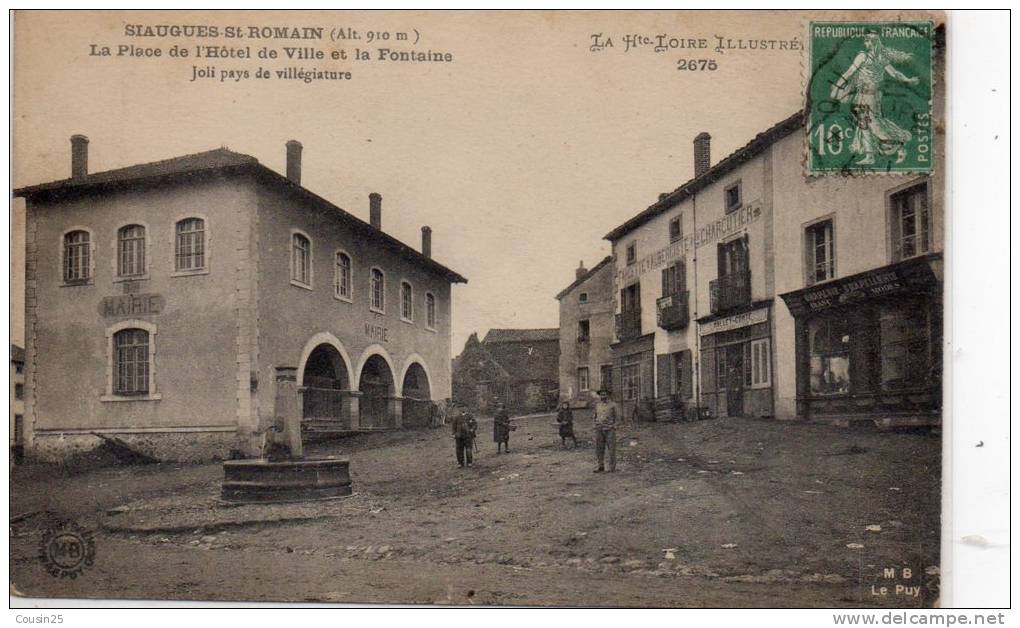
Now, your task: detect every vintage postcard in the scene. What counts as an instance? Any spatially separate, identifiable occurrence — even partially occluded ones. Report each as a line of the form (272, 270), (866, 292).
(4, 9), (1004, 611)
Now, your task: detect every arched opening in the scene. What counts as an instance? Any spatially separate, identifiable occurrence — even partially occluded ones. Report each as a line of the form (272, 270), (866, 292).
(359, 354), (395, 428)
(401, 362), (432, 427)
(302, 344), (351, 421)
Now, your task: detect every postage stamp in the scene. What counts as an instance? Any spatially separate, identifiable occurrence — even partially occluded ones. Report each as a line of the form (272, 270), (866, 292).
(806, 21), (934, 174)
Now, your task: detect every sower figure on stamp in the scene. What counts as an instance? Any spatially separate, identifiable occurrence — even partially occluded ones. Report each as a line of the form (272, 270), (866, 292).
(556, 401), (578, 449)
(493, 402), (513, 453)
(451, 406), (477, 468)
(592, 389), (618, 473)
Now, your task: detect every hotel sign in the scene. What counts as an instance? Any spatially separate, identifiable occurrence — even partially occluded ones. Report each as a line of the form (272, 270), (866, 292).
(699, 306), (769, 336)
(98, 293), (165, 318)
(618, 201), (762, 284)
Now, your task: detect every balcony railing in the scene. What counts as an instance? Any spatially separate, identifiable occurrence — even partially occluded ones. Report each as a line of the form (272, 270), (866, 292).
(615, 308), (642, 342)
(656, 291), (690, 330)
(709, 270), (751, 314)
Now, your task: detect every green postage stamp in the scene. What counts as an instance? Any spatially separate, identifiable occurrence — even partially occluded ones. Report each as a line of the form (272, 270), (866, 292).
(807, 21), (934, 174)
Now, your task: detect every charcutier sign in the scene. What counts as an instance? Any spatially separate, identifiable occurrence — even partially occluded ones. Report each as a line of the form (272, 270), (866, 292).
(98, 293), (165, 318)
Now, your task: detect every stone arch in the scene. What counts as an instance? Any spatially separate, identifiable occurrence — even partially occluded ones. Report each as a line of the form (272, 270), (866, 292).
(296, 332), (354, 390)
(398, 354), (434, 400)
(353, 344), (397, 393)
(356, 345), (398, 428)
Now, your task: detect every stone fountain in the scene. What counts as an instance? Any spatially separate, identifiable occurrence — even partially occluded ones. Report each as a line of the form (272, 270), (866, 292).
(221, 368), (353, 503)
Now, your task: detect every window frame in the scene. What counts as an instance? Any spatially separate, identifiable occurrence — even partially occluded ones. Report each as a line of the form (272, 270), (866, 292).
(600, 364), (613, 394)
(334, 250), (353, 302)
(101, 319), (161, 402)
(400, 279), (414, 323)
(425, 291), (437, 331)
(803, 215), (835, 286)
(724, 180), (742, 214)
(171, 215), (209, 277)
(888, 181), (932, 262)
(289, 229), (313, 290)
(745, 338), (771, 389)
(578, 292), (589, 304)
(577, 366), (590, 393)
(577, 319), (591, 343)
(114, 223), (149, 282)
(369, 267), (386, 314)
(625, 242), (637, 266)
(621, 363), (640, 401)
(60, 227), (95, 286)
(669, 215), (683, 243)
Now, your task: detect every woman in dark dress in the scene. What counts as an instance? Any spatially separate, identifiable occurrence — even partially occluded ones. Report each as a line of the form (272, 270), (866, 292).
(556, 402), (578, 449)
(493, 402), (512, 453)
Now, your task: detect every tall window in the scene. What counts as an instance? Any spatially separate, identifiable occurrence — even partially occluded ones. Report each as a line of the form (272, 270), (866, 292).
(400, 281), (414, 321)
(577, 367), (590, 393)
(175, 218), (205, 271)
(744, 338), (771, 388)
(805, 219), (834, 284)
(621, 364), (640, 401)
(426, 292), (437, 329)
(291, 233), (311, 285)
(892, 185), (930, 260)
(880, 301), (930, 391)
(335, 252), (351, 299)
(626, 242), (637, 265)
(113, 328), (149, 395)
(370, 268), (385, 311)
(808, 317), (850, 395)
(600, 364), (613, 393)
(669, 215), (683, 242)
(63, 230), (90, 282)
(577, 319), (591, 342)
(661, 261), (685, 297)
(117, 225), (146, 277)
(725, 182), (742, 213)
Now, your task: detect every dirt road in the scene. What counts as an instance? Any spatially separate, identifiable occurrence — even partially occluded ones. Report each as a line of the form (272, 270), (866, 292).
(10, 414), (941, 607)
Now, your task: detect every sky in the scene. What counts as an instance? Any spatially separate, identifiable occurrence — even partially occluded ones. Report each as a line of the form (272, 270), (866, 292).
(11, 10), (816, 351)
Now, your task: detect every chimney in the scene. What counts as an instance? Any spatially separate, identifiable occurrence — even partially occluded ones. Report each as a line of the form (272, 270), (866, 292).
(575, 260), (587, 281)
(369, 193), (382, 230)
(421, 226), (432, 258)
(285, 140), (302, 184)
(70, 135), (89, 180)
(693, 132), (711, 178)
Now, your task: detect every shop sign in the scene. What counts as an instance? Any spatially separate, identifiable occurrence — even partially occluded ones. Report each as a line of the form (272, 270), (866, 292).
(699, 306), (769, 336)
(98, 293), (164, 318)
(617, 201), (762, 284)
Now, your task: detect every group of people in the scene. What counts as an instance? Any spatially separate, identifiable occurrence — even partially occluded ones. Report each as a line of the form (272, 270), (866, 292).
(448, 389), (619, 473)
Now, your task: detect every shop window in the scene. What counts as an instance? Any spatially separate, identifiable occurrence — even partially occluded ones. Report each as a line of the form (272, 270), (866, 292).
(174, 218), (205, 272)
(669, 215), (683, 242)
(117, 224), (146, 277)
(63, 230), (91, 283)
(335, 252), (352, 300)
(577, 367), (590, 393)
(724, 181), (742, 214)
(291, 232), (312, 287)
(626, 242), (637, 265)
(113, 328), (150, 395)
(880, 302), (931, 391)
(370, 268), (385, 312)
(891, 184), (930, 261)
(600, 364), (613, 393)
(425, 292), (437, 330)
(744, 338), (771, 388)
(621, 364), (640, 401)
(805, 219), (834, 285)
(400, 281), (414, 322)
(577, 319), (590, 342)
(808, 317), (851, 395)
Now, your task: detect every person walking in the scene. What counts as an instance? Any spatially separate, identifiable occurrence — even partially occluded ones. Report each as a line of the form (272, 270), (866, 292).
(592, 389), (618, 472)
(451, 407), (477, 468)
(556, 401), (578, 449)
(493, 402), (512, 453)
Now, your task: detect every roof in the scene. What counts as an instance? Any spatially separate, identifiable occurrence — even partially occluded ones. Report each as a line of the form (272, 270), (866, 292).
(604, 110), (805, 242)
(555, 255), (613, 300)
(482, 328), (560, 344)
(13, 148), (467, 284)
(11, 344), (25, 364)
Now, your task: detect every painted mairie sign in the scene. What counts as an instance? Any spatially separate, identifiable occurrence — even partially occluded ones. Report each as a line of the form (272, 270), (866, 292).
(98, 293), (165, 318)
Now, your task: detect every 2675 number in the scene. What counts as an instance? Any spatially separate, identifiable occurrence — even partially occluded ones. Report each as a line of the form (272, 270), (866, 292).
(677, 59), (718, 71)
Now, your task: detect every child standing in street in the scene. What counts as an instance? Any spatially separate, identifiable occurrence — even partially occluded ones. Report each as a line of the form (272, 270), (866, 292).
(556, 401), (578, 449)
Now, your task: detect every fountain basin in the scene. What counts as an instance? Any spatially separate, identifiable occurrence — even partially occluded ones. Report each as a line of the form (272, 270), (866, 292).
(221, 457), (353, 503)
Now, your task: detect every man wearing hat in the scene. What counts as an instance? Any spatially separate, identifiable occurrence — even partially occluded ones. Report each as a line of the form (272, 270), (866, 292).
(592, 388), (618, 472)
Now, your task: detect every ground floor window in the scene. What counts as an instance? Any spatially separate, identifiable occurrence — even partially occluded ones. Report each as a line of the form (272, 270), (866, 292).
(621, 364), (640, 401)
(745, 338), (771, 388)
(600, 364), (613, 394)
(577, 367), (589, 393)
(879, 300), (931, 391)
(808, 317), (850, 395)
(114, 328), (150, 395)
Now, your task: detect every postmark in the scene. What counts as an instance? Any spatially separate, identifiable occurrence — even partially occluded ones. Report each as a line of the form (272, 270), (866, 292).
(806, 21), (934, 175)
(38, 521), (97, 579)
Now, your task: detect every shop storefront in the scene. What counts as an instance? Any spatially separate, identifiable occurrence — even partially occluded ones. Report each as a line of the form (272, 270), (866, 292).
(610, 333), (655, 422)
(697, 304), (773, 418)
(779, 253), (942, 425)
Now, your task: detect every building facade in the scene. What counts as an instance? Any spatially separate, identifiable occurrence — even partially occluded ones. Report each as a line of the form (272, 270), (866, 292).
(16, 137), (466, 461)
(604, 105), (943, 426)
(452, 329), (559, 414)
(556, 257), (614, 407)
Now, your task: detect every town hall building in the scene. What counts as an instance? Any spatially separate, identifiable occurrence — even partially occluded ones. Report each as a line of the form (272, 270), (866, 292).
(16, 136), (466, 461)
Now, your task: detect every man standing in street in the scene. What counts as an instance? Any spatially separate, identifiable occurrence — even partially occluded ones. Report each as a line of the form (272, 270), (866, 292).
(451, 406), (477, 468)
(493, 402), (512, 453)
(592, 389), (618, 473)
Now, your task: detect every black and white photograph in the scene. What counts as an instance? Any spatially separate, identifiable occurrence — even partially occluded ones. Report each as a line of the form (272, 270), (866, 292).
(6, 9), (1010, 615)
